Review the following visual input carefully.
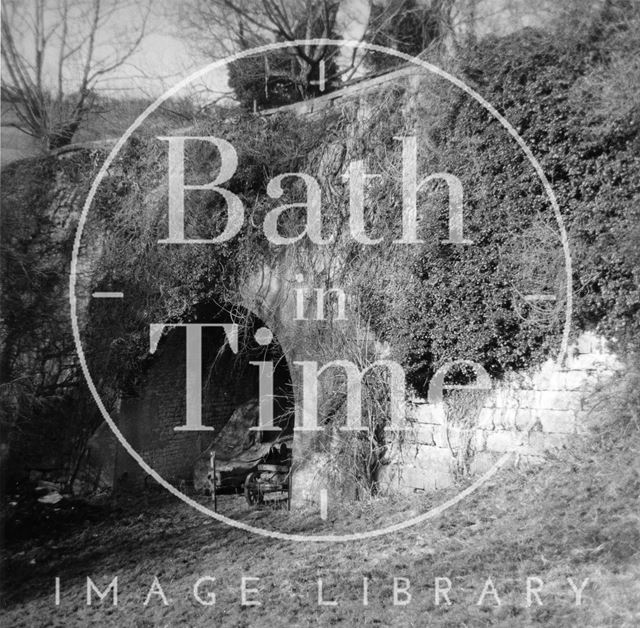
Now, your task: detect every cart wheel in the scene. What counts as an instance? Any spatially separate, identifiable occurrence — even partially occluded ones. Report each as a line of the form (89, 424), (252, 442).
(244, 472), (263, 506)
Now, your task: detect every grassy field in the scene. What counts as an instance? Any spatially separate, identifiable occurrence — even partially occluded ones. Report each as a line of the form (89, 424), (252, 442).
(1, 370), (639, 627)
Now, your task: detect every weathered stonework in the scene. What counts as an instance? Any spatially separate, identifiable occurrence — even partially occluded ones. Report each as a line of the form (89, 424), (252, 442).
(380, 331), (624, 494)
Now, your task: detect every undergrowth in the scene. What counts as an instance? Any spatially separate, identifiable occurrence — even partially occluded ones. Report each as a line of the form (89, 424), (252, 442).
(1, 361), (638, 626)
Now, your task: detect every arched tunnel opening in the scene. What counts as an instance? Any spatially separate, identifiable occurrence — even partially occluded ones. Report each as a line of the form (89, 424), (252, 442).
(90, 301), (295, 502)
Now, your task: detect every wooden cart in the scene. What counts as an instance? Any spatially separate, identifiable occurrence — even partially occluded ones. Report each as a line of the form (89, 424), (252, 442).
(244, 463), (292, 509)
(207, 437), (292, 511)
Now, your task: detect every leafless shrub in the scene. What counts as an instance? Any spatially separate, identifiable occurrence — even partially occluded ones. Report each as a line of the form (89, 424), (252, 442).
(444, 387), (487, 480)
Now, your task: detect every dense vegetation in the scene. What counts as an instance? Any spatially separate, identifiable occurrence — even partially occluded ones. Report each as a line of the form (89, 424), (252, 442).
(1, 4), (639, 491)
(380, 17), (640, 390)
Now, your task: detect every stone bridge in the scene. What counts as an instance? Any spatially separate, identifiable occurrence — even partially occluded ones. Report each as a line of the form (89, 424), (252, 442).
(7, 66), (624, 506)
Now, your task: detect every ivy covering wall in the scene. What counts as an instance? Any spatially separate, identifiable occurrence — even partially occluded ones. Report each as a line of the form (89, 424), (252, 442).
(2, 6), (638, 488)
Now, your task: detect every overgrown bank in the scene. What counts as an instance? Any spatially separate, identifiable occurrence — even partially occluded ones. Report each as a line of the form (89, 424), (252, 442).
(1, 362), (638, 626)
(1, 6), (639, 494)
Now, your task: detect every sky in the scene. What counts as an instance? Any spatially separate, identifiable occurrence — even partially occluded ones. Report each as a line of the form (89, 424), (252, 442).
(2, 0), (559, 103)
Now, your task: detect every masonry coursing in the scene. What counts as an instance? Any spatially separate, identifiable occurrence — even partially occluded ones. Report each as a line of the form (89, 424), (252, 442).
(379, 331), (623, 494)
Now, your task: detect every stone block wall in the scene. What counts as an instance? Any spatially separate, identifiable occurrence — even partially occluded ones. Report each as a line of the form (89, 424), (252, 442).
(380, 332), (624, 493)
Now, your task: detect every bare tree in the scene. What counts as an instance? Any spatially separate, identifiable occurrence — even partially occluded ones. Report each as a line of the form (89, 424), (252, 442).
(179, 0), (374, 104)
(364, 0), (456, 71)
(1, 0), (152, 150)
(178, 0), (468, 108)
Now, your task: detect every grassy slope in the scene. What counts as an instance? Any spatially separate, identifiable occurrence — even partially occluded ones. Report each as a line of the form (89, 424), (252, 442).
(1, 368), (638, 627)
